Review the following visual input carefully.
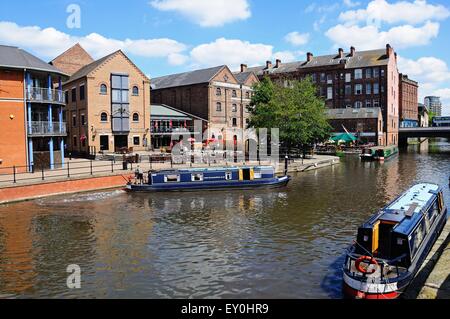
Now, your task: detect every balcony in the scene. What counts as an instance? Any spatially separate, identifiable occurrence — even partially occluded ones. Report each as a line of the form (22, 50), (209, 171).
(151, 126), (201, 135)
(28, 121), (67, 137)
(27, 87), (65, 105)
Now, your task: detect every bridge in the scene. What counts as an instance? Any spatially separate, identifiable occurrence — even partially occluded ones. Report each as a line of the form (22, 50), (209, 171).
(399, 127), (450, 145)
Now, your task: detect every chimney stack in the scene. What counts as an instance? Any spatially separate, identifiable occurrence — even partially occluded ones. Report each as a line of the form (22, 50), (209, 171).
(275, 59), (282, 68)
(338, 48), (344, 58)
(240, 63), (248, 73)
(386, 43), (393, 58)
(350, 46), (356, 57)
(266, 60), (272, 69)
(307, 52), (314, 62)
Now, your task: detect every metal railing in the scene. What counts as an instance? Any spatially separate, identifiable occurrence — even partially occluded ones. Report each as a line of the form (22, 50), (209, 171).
(27, 121), (67, 136)
(27, 87), (65, 104)
(150, 126), (198, 134)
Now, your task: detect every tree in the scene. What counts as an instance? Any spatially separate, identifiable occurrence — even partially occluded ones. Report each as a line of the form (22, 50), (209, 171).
(248, 77), (331, 151)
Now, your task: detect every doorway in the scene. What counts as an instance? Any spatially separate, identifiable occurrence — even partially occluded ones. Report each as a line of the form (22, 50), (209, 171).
(114, 135), (128, 152)
(100, 135), (109, 151)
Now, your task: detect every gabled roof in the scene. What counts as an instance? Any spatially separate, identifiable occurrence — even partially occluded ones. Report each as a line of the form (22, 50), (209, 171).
(233, 71), (255, 85)
(66, 50), (150, 84)
(151, 65), (226, 90)
(50, 43), (94, 76)
(246, 49), (391, 76)
(0, 45), (68, 77)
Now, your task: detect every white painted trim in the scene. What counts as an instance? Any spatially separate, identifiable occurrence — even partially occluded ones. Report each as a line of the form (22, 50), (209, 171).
(211, 81), (241, 89)
(343, 273), (398, 294)
(0, 98), (24, 102)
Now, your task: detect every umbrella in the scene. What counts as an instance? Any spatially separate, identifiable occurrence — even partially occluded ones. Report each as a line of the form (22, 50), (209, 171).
(331, 133), (357, 143)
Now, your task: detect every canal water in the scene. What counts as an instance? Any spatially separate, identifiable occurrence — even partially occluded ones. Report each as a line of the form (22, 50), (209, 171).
(0, 141), (449, 299)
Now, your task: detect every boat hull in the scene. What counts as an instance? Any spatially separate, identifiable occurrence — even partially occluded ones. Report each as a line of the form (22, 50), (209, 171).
(126, 176), (291, 192)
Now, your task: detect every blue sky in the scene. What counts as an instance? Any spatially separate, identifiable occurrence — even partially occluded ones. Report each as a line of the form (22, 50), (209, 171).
(1, 0), (449, 114)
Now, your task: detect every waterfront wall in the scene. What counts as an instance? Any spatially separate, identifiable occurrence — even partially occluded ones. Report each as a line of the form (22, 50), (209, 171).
(0, 174), (132, 205)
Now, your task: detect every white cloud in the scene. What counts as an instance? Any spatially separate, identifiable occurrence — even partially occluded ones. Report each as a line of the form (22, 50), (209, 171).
(343, 0), (361, 8)
(150, 0), (251, 27)
(284, 31), (310, 46)
(0, 21), (187, 64)
(273, 51), (304, 63)
(167, 53), (189, 66)
(190, 38), (273, 69)
(325, 21), (439, 50)
(339, 0), (450, 25)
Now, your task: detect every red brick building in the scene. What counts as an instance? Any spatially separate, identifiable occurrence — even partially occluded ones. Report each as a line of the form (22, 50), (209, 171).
(399, 74), (419, 128)
(242, 44), (401, 146)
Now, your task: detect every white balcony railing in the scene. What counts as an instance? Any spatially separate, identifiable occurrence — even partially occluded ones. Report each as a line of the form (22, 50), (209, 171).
(27, 87), (65, 104)
(28, 121), (67, 136)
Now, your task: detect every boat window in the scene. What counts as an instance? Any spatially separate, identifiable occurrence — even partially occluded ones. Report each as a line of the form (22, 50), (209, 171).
(191, 173), (204, 182)
(164, 174), (180, 183)
(410, 218), (427, 258)
(254, 172), (262, 179)
(225, 172), (233, 180)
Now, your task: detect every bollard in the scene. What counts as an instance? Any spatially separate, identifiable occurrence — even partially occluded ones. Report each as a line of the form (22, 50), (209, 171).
(41, 166), (45, 181)
(13, 166), (16, 184)
(67, 162), (70, 178)
(90, 160), (93, 175)
(111, 160), (114, 173)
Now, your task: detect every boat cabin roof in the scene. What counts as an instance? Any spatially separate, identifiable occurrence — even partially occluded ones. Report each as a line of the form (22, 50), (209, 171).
(367, 183), (441, 235)
(150, 166), (275, 175)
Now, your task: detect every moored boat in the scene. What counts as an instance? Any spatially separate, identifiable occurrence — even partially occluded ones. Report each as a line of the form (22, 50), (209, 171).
(360, 145), (399, 162)
(126, 166), (290, 192)
(343, 183), (448, 299)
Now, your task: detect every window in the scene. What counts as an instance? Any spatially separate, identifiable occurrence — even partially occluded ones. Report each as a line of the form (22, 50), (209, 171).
(132, 86), (139, 96)
(366, 83), (372, 95)
(355, 84), (363, 95)
(327, 87), (333, 100)
(245, 92), (250, 99)
(73, 136), (77, 147)
(100, 84), (107, 95)
(354, 101), (363, 108)
(81, 138), (86, 148)
(72, 114), (77, 127)
(345, 85), (352, 96)
(80, 85), (85, 101)
(101, 112), (108, 122)
(320, 73), (326, 82)
(225, 172), (233, 180)
(355, 69), (363, 79)
(64, 91), (69, 103)
(345, 73), (351, 83)
(381, 69), (385, 77)
(216, 88), (222, 96)
(373, 83), (380, 95)
(71, 88), (76, 102)
(111, 74), (130, 133)
(366, 100), (372, 108)
(232, 118), (237, 127)
(373, 99), (380, 108)
(327, 74), (333, 84)
(232, 90), (237, 97)
(133, 113), (139, 122)
(311, 74), (317, 82)
(81, 114), (86, 126)
(216, 102), (222, 112)
(232, 104), (238, 112)
(366, 69), (372, 79)
(373, 68), (379, 78)
(164, 174), (180, 183)
(133, 136), (140, 146)
(191, 173), (204, 182)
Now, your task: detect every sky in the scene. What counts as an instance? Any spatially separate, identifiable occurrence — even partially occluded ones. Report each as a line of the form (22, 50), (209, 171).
(0, 0), (449, 115)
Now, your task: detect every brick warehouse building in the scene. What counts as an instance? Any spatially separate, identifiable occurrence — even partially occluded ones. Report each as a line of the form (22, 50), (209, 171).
(399, 74), (419, 128)
(151, 65), (259, 147)
(0, 45), (68, 172)
(52, 44), (151, 155)
(242, 44), (402, 146)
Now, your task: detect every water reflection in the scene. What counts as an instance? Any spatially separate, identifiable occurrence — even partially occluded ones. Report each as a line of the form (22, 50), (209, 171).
(0, 140), (449, 298)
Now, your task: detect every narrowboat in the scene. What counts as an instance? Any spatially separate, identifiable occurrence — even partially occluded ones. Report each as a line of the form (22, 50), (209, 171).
(343, 183), (448, 299)
(360, 146), (399, 162)
(126, 166), (290, 192)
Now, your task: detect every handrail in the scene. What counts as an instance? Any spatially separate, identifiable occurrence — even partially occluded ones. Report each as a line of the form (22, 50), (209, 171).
(26, 87), (65, 104)
(27, 121), (67, 136)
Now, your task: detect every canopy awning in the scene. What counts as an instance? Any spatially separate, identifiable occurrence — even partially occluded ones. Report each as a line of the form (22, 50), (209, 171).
(331, 133), (357, 143)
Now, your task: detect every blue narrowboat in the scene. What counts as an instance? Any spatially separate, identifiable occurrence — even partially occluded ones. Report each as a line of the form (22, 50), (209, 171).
(126, 166), (290, 192)
(343, 183), (448, 299)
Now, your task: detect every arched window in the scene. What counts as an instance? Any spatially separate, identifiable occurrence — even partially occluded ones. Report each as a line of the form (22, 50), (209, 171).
(133, 113), (139, 122)
(245, 92), (250, 99)
(100, 84), (107, 95)
(100, 112), (108, 122)
(216, 102), (222, 112)
(216, 88), (221, 96)
(132, 86), (139, 96)
(232, 90), (237, 97)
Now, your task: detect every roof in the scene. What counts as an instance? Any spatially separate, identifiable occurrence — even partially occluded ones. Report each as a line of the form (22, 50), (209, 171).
(66, 51), (118, 83)
(151, 104), (207, 122)
(233, 71), (254, 84)
(245, 48), (391, 76)
(50, 43), (95, 76)
(327, 107), (382, 120)
(151, 65), (226, 90)
(0, 45), (68, 77)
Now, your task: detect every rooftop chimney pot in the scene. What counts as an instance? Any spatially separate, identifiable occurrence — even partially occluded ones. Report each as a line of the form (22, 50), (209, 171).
(240, 64), (248, 73)
(266, 60), (272, 69)
(275, 59), (282, 68)
(338, 48), (344, 58)
(307, 52), (314, 62)
(350, 46), (356, 57)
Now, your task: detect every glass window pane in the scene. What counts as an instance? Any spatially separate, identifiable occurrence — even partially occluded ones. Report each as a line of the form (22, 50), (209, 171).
(111, 76), (121, 89)
(121, 76), (129, 89)
(112, 89), (121, 103)
(121, 91), (129, 103)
